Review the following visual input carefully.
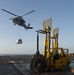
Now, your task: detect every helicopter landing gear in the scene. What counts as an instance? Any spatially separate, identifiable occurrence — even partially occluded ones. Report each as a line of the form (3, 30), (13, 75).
(14, 23), (16, 25)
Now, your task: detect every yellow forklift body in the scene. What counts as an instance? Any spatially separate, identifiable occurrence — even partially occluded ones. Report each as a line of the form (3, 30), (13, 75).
(30, 18), (70, 72)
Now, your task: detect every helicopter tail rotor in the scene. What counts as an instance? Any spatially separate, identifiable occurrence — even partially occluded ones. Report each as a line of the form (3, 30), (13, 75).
(28, 23), (30, 27)
(28, 23), (33, 29)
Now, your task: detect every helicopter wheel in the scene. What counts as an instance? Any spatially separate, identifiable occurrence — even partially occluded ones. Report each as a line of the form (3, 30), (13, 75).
(14, 23), (16, 25)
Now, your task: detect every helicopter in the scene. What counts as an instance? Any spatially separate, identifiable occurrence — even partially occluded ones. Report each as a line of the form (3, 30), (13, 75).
(1, 8), (35, 30)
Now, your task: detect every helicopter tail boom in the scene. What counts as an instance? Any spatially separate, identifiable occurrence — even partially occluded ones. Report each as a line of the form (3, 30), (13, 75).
(26, 27), (33, 29)
(23, 25), (33, 29)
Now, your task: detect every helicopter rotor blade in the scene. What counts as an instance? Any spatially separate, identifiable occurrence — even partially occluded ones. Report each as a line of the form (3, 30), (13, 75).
(22, 10), (35, 17)
(1, 8), (18, 16)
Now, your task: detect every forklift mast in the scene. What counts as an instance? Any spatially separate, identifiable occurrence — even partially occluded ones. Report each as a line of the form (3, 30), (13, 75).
(43, 27), (51, 58)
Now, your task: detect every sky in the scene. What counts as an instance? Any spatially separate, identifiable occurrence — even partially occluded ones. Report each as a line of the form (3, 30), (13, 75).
(0, 0), (74, 55)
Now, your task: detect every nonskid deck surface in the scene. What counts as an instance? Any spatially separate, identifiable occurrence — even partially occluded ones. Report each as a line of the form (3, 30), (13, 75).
(14, 63), (74, 75)
(0, 55), (74, 75)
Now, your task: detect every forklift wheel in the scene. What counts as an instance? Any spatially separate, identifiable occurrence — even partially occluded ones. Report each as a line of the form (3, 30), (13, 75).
(67, 62), (70, 66)
(61, 65), (65, 70)
(50, 65), (55, 72)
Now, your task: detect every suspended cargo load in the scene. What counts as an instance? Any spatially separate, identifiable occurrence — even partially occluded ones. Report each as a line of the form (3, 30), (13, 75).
(16, 39), (22, 44)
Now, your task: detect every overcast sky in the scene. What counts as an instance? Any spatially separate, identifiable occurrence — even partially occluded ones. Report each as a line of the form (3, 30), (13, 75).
(0, 0), (74, 55)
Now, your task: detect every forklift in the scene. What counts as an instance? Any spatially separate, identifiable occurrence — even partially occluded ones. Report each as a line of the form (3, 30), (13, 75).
(30, 18), (70, 72)
(52, 28), (70, 67)
(42, 26), (66, 72)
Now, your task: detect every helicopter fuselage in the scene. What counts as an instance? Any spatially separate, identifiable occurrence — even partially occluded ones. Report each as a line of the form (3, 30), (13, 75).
(13, 17), (25, 26)
(12, 17), (33, 29)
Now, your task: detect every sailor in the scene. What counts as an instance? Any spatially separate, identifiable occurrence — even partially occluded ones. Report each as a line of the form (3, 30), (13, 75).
(53, 50), (59, 60)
